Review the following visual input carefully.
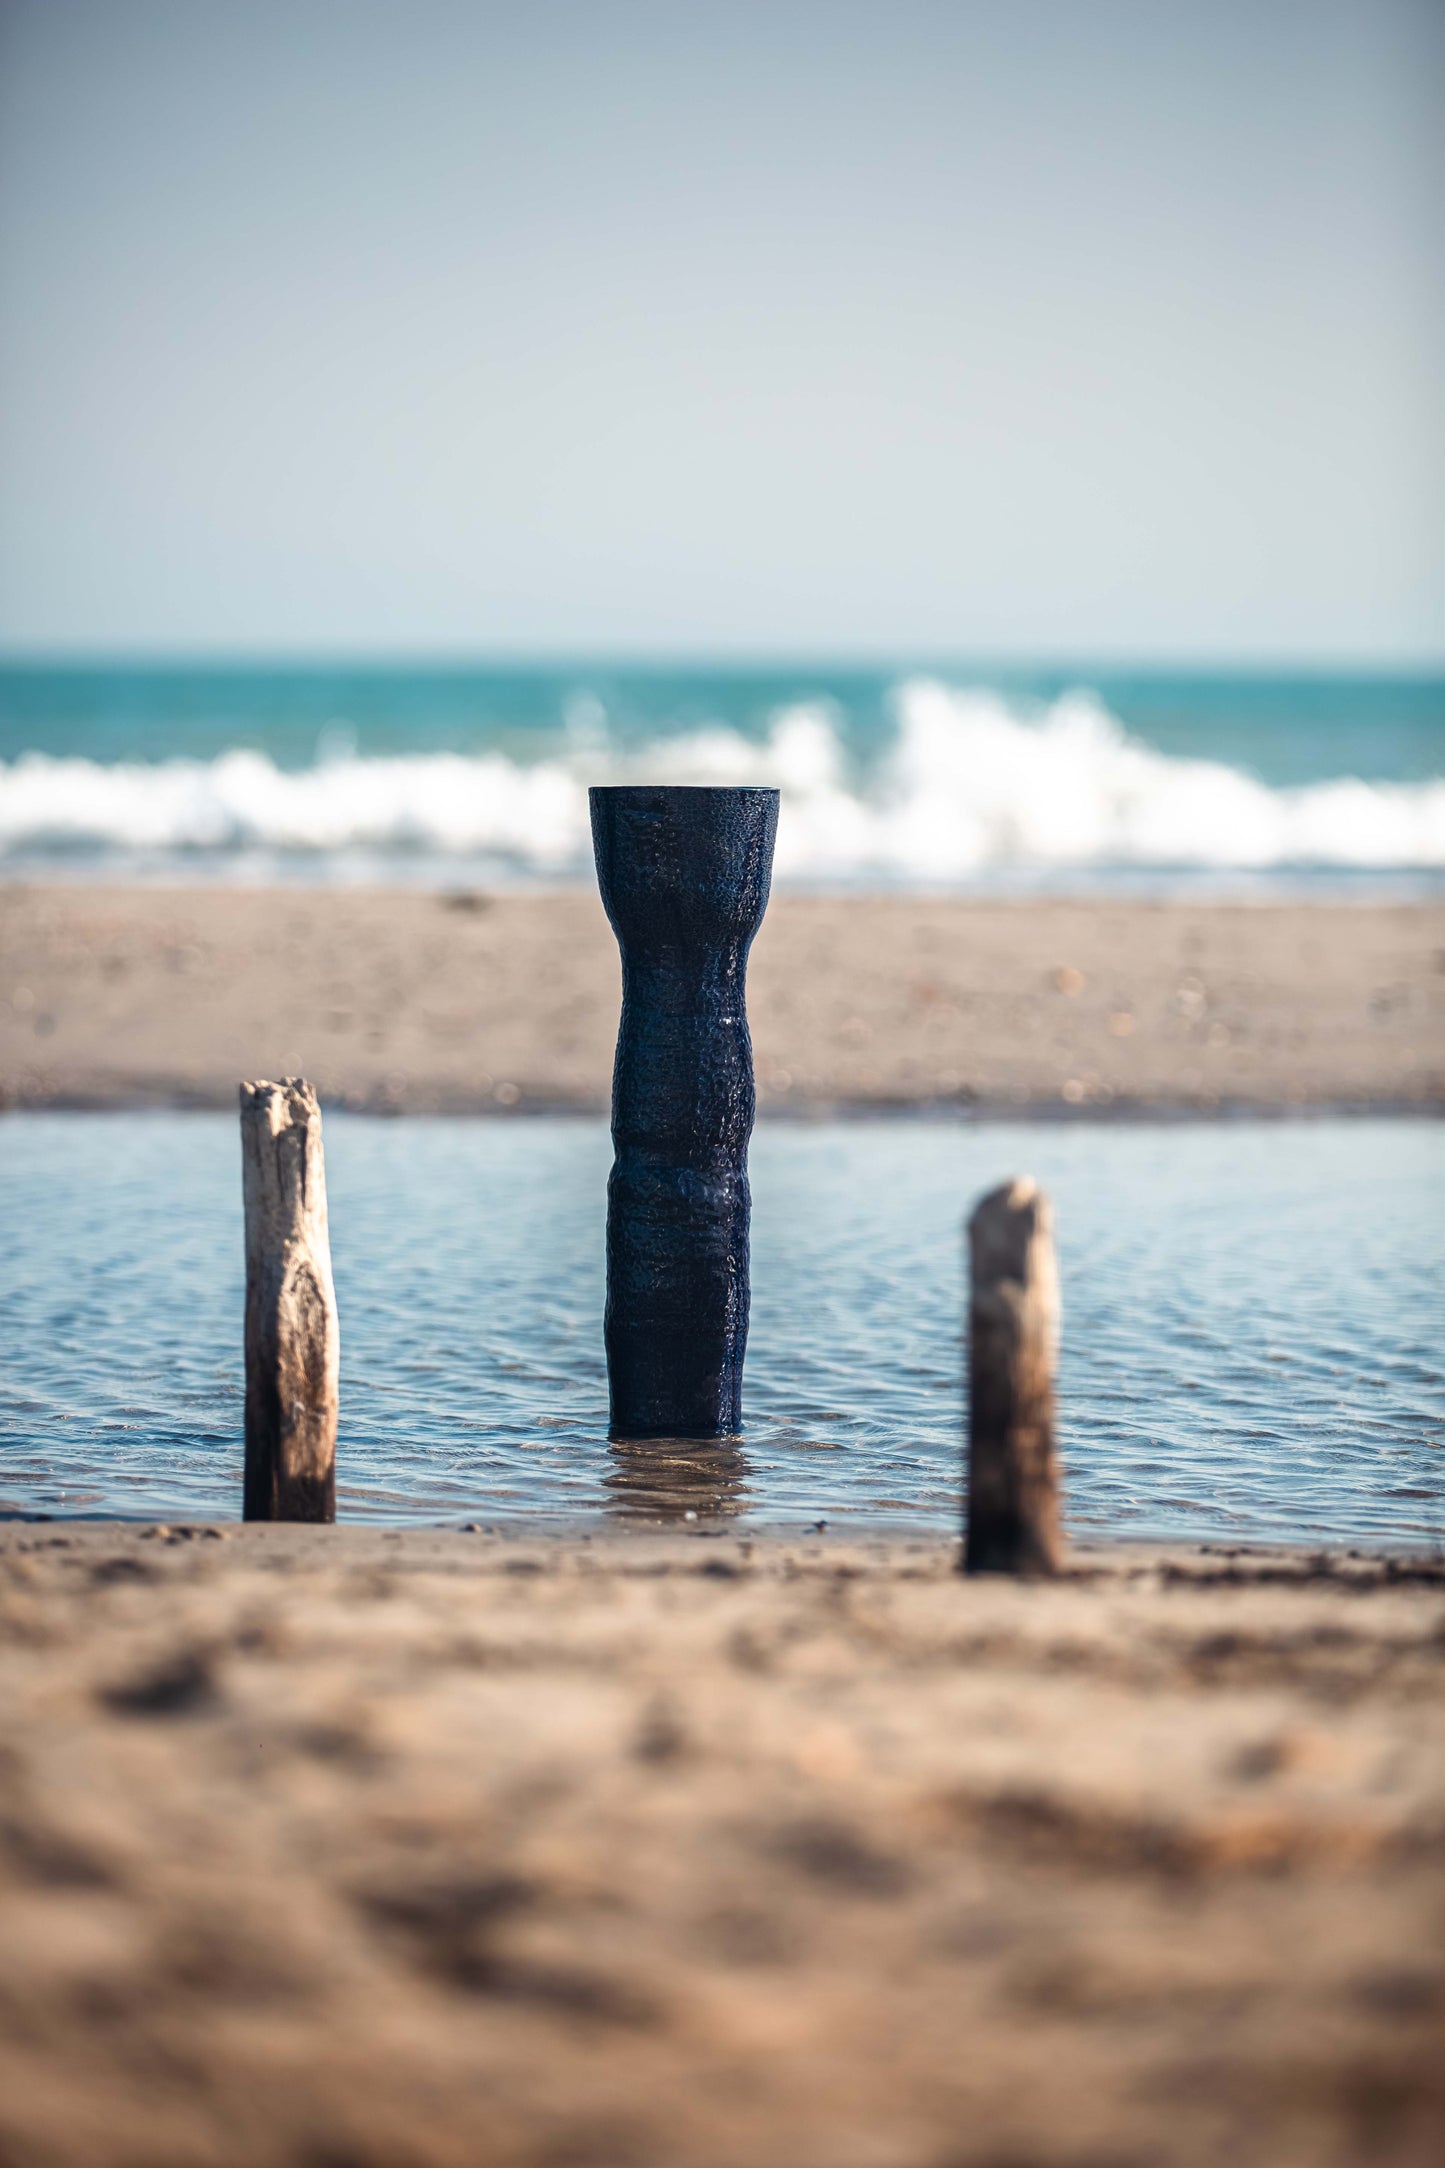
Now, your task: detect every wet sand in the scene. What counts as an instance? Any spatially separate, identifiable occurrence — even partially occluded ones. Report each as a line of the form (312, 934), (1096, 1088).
(1, 1522), (1442, 2168)
(2, 885), (1442, 1112)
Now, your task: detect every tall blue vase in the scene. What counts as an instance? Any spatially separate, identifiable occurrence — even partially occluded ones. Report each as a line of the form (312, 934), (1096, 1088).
(590, 785), (779, 1440)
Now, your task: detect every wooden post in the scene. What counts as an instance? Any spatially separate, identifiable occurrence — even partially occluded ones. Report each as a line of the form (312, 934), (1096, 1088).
(963, 1177), (1063, 1575)
(240, 1078), (339, 1522)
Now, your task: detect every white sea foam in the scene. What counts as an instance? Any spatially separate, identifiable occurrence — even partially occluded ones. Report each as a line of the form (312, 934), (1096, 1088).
(2, 679), (1442, 881)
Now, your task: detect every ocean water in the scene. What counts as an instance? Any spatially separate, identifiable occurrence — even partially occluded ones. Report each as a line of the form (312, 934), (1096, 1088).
(2, 1114), (1440, 1545)
(1, 662), (1441, 888)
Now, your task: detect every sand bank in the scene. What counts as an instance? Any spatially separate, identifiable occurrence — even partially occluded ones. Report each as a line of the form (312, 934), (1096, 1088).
(2, 886), (1441, 1113)
(0, 1524), (1441, 2166)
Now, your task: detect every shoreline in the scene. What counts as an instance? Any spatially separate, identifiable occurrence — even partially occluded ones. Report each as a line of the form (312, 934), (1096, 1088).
(2, 1520), (1441, 2167)
(7, 1095), (1442, 1120)
(3, 884), (1442, 1115)
(6, 1516), (1445, 1565)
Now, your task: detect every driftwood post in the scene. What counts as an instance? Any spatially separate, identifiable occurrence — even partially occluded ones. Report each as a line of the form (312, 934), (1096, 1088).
(240, 1078), (339, 1522)
(963, 1177), (1063, 1575)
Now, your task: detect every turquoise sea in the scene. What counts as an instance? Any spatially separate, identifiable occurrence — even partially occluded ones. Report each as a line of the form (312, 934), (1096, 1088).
(1, 662), (1441, 887)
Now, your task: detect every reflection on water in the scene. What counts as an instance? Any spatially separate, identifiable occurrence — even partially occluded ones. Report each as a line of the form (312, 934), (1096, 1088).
(605, 1438), (750, 1524)
(0, 1114), (1441, 1545)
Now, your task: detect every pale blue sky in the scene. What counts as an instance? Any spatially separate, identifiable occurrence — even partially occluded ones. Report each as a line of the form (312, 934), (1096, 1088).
(0, 0), (1440, 660)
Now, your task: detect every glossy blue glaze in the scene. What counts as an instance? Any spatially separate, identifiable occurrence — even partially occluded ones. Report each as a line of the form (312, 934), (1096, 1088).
(590, 785), (779, 1439)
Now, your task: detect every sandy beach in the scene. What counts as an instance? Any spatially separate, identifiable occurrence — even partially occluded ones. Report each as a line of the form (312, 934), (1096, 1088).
(4, 889), (1443, 2164)
(0, 1522), (1441, 2168)
(1, 885), (1442, 1114)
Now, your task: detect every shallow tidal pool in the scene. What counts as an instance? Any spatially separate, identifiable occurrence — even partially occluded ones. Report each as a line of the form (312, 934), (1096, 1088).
(1, 1113), (1441, 1545)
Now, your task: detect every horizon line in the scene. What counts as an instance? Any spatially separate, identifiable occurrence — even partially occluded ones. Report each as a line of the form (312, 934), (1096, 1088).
(2, 648), (1444, 680)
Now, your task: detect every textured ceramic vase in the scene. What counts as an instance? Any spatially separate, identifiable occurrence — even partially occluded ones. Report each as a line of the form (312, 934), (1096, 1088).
(590, 785), (779, 1439)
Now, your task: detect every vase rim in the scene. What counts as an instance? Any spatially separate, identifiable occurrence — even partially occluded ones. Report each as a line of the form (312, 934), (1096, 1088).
(588, 784), (779, 799)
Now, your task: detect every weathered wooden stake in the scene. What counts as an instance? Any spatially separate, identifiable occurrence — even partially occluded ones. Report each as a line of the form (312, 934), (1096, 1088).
(240, 1078), (339, 1522)
(963, 1177), (1063, 1575)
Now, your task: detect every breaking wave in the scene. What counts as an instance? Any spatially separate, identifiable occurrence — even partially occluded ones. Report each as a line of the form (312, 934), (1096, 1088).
(2, 679), (1442, 882)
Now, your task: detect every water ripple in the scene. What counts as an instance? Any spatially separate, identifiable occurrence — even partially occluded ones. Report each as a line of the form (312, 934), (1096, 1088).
(0, 1115), (1441, 1543)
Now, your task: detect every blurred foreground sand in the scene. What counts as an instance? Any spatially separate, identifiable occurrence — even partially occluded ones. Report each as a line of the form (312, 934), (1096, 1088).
(1, 1523), (1442, 2168)
(2, 886), (1442, 1112)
